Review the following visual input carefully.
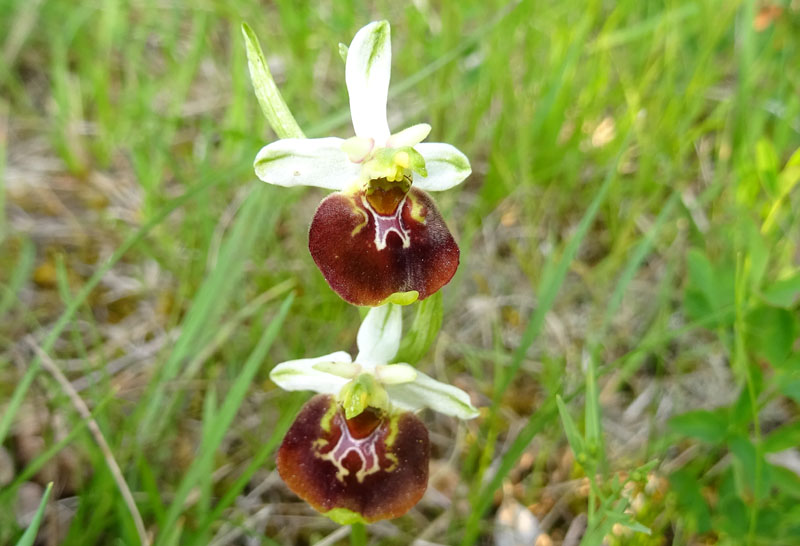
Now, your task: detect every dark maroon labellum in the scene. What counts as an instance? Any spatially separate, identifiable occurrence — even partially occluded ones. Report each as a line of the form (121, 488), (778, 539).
(309, 185), (459, 306)
(277, 395), (430, 523)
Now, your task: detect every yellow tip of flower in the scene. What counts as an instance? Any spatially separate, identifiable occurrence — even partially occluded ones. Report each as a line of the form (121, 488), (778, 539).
(394, 151), (410, 169)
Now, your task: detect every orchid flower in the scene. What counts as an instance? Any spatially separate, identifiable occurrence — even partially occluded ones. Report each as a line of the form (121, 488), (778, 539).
(271, 304), (478, 524)
(253, 21), (471, 306)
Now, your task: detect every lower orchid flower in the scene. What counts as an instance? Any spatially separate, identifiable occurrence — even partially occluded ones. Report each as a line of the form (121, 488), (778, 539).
(252, 21), (471, 307)
(270, 304), (479, 524)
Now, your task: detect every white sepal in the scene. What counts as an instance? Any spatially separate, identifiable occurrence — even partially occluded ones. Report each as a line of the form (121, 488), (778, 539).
(345, 21), (392, 145)
(254, 137), (359, 190)
(413, 142), (472, 191)
(269, 351), (353, 394)
(355, 304), (401, 367)
(386, 369), (480, 419)
(386, 124), (431, 148)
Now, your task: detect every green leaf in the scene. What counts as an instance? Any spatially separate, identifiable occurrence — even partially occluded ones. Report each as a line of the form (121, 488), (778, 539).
(16, 482), (53, 546)
(717, 494), (748, 536)
(241, 23), (304, 140)
(768, 464), (800, 499)
(669, 469), (711, 533)
(763, 421), (800, 453)
(730, 386), (758, 430)
(683, 248), (735, 327)
(780, 374), (800, 403)
(601, 510), (651, 535)
(761, 272), (800, 308)
(729, 434), (770, 498)
(395, 291), (443, 364)
(746, 305), (797, 368)
(669, 409), (728, 444)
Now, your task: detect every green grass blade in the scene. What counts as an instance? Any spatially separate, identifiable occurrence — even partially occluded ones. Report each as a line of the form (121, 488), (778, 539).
(15, 482), (53, 546)
(461, 394), (563, 545)
(193, 396), (300, 542)
(2, 394), (113, 496)
(558, 393), (586, 460)
(0, 237), (35, 319)
(0, 167), (237, 448)
(494, 127), (632, 400)
(136, 184), (283, 440)
(157, 293), (294, 543)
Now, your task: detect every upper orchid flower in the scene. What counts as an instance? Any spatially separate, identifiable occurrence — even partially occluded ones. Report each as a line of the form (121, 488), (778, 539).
(271, 304), (478, 523)
(253, 21), (471, 307)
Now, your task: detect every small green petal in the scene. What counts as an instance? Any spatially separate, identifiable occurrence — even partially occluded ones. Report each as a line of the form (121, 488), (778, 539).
(380, 291), (419, 306)
(325, 507), (369, 525)
(340, 374), (389, 419)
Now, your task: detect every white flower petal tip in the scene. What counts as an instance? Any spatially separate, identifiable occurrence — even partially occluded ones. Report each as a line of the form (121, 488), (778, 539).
(387, 124), (432, 148)
(254, 137), (359, 190)
(356, 304), (402, 366)
(413, 142), (472, 191)
(346, 21), (392, 144)
(386, 371), (480, 420)
(269, 351), (353, 394)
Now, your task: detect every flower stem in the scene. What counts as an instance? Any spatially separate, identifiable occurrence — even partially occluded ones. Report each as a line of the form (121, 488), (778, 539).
(350, 523), (366, 546)
(241, 23), (305, 140)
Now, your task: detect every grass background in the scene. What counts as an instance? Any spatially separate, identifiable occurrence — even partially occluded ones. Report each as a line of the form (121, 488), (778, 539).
(1, 0), (800, 544)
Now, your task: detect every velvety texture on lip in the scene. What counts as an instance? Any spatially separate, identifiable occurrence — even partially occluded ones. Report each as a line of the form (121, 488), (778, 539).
(277, 394), (430, 523)
(309, 186), (459, 306)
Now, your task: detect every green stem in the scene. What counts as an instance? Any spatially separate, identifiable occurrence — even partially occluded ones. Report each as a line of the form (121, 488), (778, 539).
(735, 254), (761, 546)
(350, 523), (366, 546)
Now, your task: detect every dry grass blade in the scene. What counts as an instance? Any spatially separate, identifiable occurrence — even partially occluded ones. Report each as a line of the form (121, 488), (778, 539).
(26, 338), (150, 546)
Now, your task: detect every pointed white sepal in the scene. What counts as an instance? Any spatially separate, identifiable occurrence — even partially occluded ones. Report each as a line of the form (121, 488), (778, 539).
(386, 369), (480, 419)
(413, 142), (472, 191)
(269, 351), (353, 394)
(254, 137), (360, 190)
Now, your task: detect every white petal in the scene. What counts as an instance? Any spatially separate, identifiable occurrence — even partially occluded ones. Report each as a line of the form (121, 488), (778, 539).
(341, 136), (375, 163)
(269, 351), (353, 394)
(413, 142), (472, 191)
(254, 137), (360, 190)
(386, 369), (480, 419)
(345, 21), (392, 144)
(375, 363), (417, 385)
(386, 124), (431, 148)
(355, 304), (401, 366)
